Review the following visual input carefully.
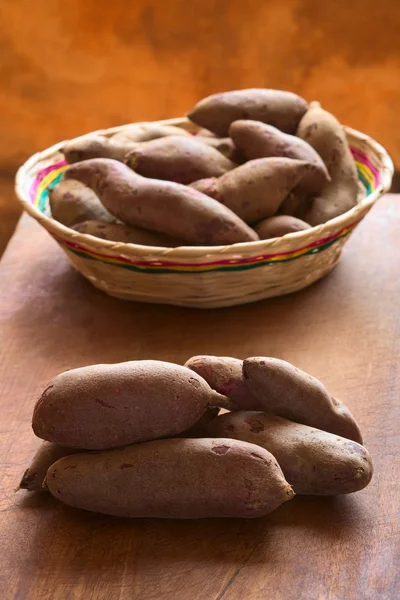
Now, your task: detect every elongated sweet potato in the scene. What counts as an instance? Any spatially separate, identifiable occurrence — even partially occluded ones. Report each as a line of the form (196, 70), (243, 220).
(32, 360), (229, 450)
(187, 89), (308, 136)
(243, 357), (362, 443)
(229, 120), (330, 193)
(207, 412), (373, 495)
(255, 215), (311, 239)
(18, 442), (81, 492)
(125, 135), (236, 184)
(45, 438), (294, 518)
(296, 102), (359, 224)
(64, 159), (258, 245)
(194, 135), (241, 162)
(49, 179), (115, 227)
(63, 135), (133, 164)
(72, 220), (180, 247)
(184, 356), (261, 411)
(111, 123), (191, 143)
(190, 158), (312, 224)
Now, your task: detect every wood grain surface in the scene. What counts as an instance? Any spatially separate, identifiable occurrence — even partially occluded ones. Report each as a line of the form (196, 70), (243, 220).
(1, 196), (399, 600)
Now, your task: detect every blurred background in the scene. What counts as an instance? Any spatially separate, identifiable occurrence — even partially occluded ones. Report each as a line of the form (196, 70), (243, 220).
(1, 0), (399, 256)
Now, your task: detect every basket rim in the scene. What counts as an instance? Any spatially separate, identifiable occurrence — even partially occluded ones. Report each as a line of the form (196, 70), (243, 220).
(15, 118), (394, 258)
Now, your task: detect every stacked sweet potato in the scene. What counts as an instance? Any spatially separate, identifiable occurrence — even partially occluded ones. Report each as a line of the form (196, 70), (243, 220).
(49, 89), (361, 246)
(19, 357), (372, 519)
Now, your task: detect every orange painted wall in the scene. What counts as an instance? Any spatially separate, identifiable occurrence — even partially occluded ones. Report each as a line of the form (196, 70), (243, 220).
(1, 0), (399, 174)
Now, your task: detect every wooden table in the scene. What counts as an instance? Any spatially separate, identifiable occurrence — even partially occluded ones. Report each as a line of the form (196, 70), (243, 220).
(1, 196), (399, 600)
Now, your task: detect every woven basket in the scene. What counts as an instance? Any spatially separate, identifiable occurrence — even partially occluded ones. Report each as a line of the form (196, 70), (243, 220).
(15, 118), (393, 308)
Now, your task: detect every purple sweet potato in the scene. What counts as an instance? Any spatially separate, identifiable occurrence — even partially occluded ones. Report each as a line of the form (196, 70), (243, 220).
(187, 89), (308, 136)
(243, 357), (363, 443)
(64, 159), (258, 245)
(18, 441), (81, 492)
(49, 179), (115, 227)
(296, 102), (359, 224)
(45, 438), (294, 518)
(111, 122), (191, 143)
(184, 355), (261, 411)
(229, 120), (330, 193)
(190, 158), (313, 224)
(125, 135), (236, 184)
(208, 411), (373, 495)
(255, 215), (311, 239)
(32, 360), (229, 450)
(72, 220), (181, 247)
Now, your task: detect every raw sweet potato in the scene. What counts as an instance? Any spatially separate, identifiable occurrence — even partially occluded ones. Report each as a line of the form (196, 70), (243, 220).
(63, 135), (132, 164)
(32, 360), (229, 450)
(255, 215), (311, 239)
(125, 135), (236, 184)
(229, 120), (330, 193)
(207, 412), (373, 495)
(190, 158), (313, 224)
(72, 220), (180, 247)
(243, 357), (362, 443)
(187, 89), (308, 136)
(296, 102), (359, 224)
(49, 179), (115, 227)
(111, 123), (191, 143)
(194, 136), (243, 162)
(18, 442), (81, 492)
(64, 159), (258, 245)
(184, 356), (261, 411)
(178, 407), (220, 437)
(45, 438), (294, 518)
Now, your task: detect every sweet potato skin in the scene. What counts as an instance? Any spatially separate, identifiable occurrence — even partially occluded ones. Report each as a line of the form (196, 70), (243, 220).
(184, 356), (261, 411)
(72, 220), (180, 247)
(49, 179), (115, 227)
(18, 442), (81, 491)
(297, 102), (359, 224)
(111, 123), (191, 143)
(45, 438), (294, 518)
(255, 215), (311, 239)
(125, 135), (236, 184)
(229, 120), (330, 194)
(64, 159), (259, 245)
(207, 411), (373, 495)
(32, 361), (221, 450)
(243, 357), (362, 443)
(190, 158), (313, 224)
(187, 89), (308, 136)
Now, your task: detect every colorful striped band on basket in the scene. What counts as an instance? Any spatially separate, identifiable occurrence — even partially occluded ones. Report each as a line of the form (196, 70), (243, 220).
(28, 149), (380, 275)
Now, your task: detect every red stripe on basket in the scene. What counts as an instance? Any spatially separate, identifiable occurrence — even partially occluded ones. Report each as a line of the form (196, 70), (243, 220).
(30, 160), (67, 202)
(55, 217), (362, 269)
(350, 148), (380, 185)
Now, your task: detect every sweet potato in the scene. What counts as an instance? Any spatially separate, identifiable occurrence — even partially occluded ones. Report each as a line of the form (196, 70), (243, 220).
(63, 135), (132, 164)
(178, 407), (220, 437)
(49, 179), (115, 227)
(255, 215), (311, 239)
(243, 357), (362, 443)
(125, 135), (236, 184)
(32, 360), (229, 450)
(72, 220), (180, 247)
(194, 136), (243, 162)
(187, 89), (308, 136)
(296, 102), (359, 224)
(190, 158), (313, 224)
(64, 159), (258, 245)
(45, 438), (294, 518)
(229, 120), (330, 193)
(111, 123), (191, 143)
(207, 412), (373, 495)
(184, 356), (261, 411)
(18, 442), (81, 492)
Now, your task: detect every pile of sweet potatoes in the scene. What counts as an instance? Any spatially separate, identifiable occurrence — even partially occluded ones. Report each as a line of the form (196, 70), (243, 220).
(49, 89), (361, 246)
(19, 357), (372, 519)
